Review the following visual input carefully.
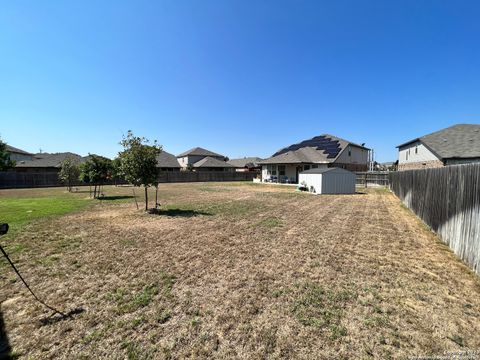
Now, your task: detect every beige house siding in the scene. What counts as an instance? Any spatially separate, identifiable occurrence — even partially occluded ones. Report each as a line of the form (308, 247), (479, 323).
(335, 146), (369, 166)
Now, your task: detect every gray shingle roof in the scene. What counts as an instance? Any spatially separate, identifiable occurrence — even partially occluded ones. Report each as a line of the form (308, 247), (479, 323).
(193, 156), (234, 168)
(15, 152), (85, 168)
(177, 147), (224, 158)
(156, 150), (181, 168)
(258, 134), (368, 165)
(6, 145), (33, 155)
(397, 124), (480, 159)
(228, 157), (263, 168)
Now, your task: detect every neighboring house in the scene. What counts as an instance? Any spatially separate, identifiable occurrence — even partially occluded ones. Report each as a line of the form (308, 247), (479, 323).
(176, 147), (231, 171)
(397, 124), (480, 171)
(156, 150), (181, 171)
(228, 157), (263, 172)
(375, 161), (397, 171)
(6, 145), (34, 162)
(191, 156), (236, 172)
(14, 152), (85, 173)
(258, 134), (370, 183)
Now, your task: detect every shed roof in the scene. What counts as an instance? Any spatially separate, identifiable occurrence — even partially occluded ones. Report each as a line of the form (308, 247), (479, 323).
(156, 150), (181, 168)
(300, 167), (355, 175)
(193, 156), (234, 168)
(397, 124), (480, 159)
(177, 147), (224, 158)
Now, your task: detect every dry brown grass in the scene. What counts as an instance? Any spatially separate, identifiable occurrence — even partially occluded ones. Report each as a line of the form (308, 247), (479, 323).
(1, 183), (480, 359)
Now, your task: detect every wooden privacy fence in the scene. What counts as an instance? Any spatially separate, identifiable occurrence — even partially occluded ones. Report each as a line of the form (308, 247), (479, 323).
(389, 163), (480, 275)
(157, 171), (257, 183)
(0, 171), (257, 189)
(0, 171), (68, 189)
(355, 172), (389, 187)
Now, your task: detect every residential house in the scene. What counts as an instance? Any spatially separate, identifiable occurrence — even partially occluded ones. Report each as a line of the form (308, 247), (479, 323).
(258, 134), (370, 183)
(156, 150), (181, 171)
(228, 157), (263, 172)
(176, 147), (233, 172)
(397, 124), (480, 171)
(6, 145), (34, 162)
(14, 152), (85, 173)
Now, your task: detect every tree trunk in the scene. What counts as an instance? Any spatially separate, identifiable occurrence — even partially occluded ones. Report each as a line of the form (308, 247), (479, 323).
(132, 187), (139, 209)
(155, 185), (158, 208)
(144, 186), (148, 211)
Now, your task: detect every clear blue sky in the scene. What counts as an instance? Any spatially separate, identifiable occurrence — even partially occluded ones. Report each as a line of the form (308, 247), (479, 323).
(1, 1), (479, 162)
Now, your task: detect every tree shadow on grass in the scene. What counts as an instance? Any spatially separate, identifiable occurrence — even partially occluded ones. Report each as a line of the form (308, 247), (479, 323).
(148, 208), (212, 217)
(97, 196), (135, 201)
(0, 309), (11, 359)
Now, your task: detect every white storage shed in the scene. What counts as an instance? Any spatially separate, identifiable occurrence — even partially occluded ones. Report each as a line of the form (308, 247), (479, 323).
(299, 167), (356, 194)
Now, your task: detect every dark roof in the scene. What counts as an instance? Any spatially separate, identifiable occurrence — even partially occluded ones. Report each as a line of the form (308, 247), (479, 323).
(15, 152), (85, 168)
(259, 134), (369, 165)
(6, 145), (33, 155)
(300, 167), (355, 175)
(193, 156), (234, 168)
(228, 157), (263, 168)
(397, 124), (480, 159)
(177, 147), (224, 158)
(156, 150), (181, 168)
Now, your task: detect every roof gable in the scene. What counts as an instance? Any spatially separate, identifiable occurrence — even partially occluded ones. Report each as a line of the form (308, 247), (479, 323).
(193, 156), (234, 168)
(177, 147), (224, 158)
(6, 145), (33, 155)
(259, 134), (368, 165)
(16, 152), (85, 168)
(398, 124), (480, 159)
(228, 157), (263, 168)
(156, 150), (181, 168)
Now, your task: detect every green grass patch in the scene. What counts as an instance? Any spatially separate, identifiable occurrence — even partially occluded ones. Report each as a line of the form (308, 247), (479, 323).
(0, 197), (90, 237)
(255, 217), (283, 228)
(292, 282), (356, 339)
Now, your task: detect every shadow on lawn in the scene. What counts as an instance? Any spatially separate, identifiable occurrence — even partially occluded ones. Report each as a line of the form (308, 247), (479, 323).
(0, 309), (11, 359)
(148, 208), (212, 217)
(98, 196), (135, 201)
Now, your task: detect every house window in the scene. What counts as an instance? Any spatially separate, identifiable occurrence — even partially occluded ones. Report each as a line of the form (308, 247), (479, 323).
(304, 165), (311, 171)
(267, 165), (277, 175)
(278, 165), (286, 176)
(312, 164), (318, 169)
(415, 146), (418, 154)
(348, 147), (351, 156)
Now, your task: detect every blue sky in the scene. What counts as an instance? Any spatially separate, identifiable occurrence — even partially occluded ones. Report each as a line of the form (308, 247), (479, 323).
(1, 1), (479, 162)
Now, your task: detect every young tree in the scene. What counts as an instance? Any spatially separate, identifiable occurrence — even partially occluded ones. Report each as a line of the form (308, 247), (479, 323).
(119, 131), (161, 211)
(111, 157), (124, 186)
(79, 155), (113, 198)
(59, 157), (80, 192)
(0, 139), (15, 171)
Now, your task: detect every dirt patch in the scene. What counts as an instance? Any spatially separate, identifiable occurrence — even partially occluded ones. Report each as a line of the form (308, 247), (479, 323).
(1, 183), (480, 359)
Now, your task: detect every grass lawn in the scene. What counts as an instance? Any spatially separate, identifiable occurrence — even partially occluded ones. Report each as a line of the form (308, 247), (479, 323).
(1, 182), (480, 359)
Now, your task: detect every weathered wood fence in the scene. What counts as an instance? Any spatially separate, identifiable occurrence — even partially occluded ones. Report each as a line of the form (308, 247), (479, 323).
(0, 171), (257, 189)
(355, 172), (389, 187)
(157, 171), (256, 183)
(389, 163), (480, 275)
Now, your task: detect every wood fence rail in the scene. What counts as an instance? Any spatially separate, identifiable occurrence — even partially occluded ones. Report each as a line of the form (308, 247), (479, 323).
(389, 164), (480, 275)
(355, 172), (389, 187)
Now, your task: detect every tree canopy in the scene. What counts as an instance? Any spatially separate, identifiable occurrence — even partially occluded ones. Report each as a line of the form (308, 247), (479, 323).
(118, 131), (161, 210)
(59, 157), (80, 192)
(0, 139), (15, 171)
